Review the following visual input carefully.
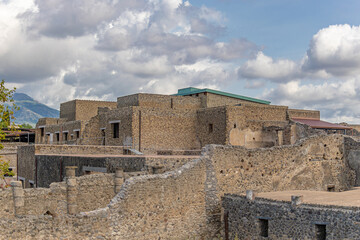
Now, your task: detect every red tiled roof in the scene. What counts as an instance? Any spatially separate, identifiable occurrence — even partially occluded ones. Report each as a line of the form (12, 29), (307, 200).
(292, 118), (352, 130)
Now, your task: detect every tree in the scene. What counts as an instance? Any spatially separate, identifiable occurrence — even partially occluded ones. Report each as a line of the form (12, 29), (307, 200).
(0, 79), (18, 188)
(20, 123), (33, 129)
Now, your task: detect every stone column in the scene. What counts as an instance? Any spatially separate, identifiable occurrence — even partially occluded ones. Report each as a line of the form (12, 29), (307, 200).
(11, 181), (24, 216)
(66, 166), (78, 215)
(115, 168), (124, 193)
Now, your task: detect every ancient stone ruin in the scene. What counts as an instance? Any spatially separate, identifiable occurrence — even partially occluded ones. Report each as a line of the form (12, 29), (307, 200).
(1, 87), (359, 239)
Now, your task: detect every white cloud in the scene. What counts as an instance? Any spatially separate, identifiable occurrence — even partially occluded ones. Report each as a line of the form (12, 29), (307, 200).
(236, 24), (360, 123)
(302, 24), (360, 76)
(240, 24), (360, 84)
(239, 52), (298, 81)
(264, 79), (360, 124)
(0, 0), (258, 108)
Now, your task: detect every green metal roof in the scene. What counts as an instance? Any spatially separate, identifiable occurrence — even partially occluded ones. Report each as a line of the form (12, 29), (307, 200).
(175, 87), (271, 105)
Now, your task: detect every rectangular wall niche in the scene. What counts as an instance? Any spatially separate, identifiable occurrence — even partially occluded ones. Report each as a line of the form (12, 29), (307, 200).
(315, 224), (326, 240)
(208, 123), (214, 133)
(112, 123), (119, 138)
(63, 132), (68, 141)
(258, 218), (269, 237)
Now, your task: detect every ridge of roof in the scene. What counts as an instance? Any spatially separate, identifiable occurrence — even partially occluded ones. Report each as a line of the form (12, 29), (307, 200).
(175, 87), (271, 105)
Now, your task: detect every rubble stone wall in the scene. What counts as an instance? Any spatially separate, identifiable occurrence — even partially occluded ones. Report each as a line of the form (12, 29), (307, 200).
(288, 109), (320, 119)
(136, 108), (200, 152)
(223, 194), (360, 240)
(4, 135), (358, 239)
(34, 144), (126, 155)
(197, 106), (227, 146)
(60, 100), (117, 121)
(204, 92), (267, 108)
(17, 145), (36, 188)
(206, 134), (353, 201)
(109, 158), (209, 239)
(0, 188), (14, 218)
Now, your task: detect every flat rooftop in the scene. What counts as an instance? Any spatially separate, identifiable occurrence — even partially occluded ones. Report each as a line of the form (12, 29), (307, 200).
(255, 187), (360, 207)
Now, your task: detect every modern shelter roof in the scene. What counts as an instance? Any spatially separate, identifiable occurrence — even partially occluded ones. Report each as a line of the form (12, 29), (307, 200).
(175, 87), (271, 105)
(292, 117), (352, 130)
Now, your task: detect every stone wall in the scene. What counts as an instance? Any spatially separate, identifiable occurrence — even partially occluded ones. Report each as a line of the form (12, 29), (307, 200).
(60, 99), (117, 121)
(108, 158), (209, 239)
(76, 173), (115, 212)
(2, 134), (359, 239)
(60, 100), (76, 121)
(4, 173), (115, 218)
(35, 118), (67, 143)
(227, 105), (289, 148)
(197, 107), (227, 146)
(17, 145), (36, 188)
(223, 194), (360, 239)
(34, 144), (127, 155)
(18, 144), (199, 188)
(0, 188), (14, 218)
(101, 107), (134, 147)
(117, 93), (202, 110)
(288, 108), (320, 119)
(0, 142), (28, 174)
(0, 159), (208, 239)
(203, 92), (267, 108)
(205, 134), (353, 201)
(136, 108), (200, 152)
(0, 207), (111, 239)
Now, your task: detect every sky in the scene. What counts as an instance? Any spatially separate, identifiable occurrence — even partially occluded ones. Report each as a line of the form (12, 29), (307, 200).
(1, 0), (360, 123)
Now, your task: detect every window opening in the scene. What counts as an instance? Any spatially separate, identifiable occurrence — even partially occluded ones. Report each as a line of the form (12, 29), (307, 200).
(209, 124), (213, 133)
(63, 132), (68, 141)
(315, 224), (326, 240)
(56, 133), (60, 142)
(327, 184), (335, 192)
(40, 128), (44, 137)
(259, 219), (269, 237)
(112, 123), (119, 138)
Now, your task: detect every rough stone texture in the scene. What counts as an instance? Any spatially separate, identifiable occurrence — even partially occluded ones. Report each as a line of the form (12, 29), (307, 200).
(109, 158), (208, 239)
(36, 91), (321, 154)
(1, 134), (359, 239)
(17, 144), (198, 188)
(17, 145), (36, 188)
(76, 173), (115, 212)
(202, 92), (266, 108)
(34, 144), (127, 155)
(0, 188), (14, 218)
(117, 93), (202, 110)
(343, 136), (360, 186)
(5, 173), (115, 219)
(0, 142), (28, 177)
(223, 194), (360, 239)
(138, 107), (200, 152)
(60, 99), (117, 121)
(206, 134), (353, 198)
(288, 109), (320, 119)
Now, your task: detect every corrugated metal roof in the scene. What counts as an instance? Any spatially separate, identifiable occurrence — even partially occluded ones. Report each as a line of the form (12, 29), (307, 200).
(292, 118), (352, 130)
(175, 87), (271, 105)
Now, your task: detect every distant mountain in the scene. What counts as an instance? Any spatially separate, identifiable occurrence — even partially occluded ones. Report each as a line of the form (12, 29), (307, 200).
(12, 93), (59, 127)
